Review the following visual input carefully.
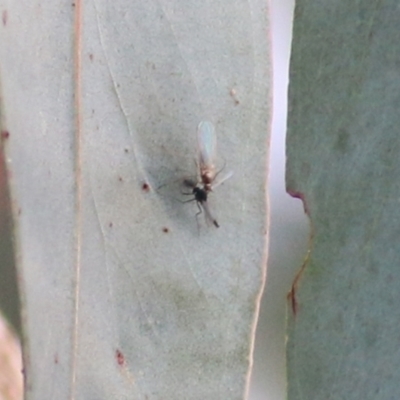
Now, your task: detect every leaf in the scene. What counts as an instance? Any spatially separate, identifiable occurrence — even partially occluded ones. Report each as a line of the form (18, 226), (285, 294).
(0, 1), (271, 398)
(0, 315), (23, 400)
(286, 1), (400, 399)
(0, 150), (21, 335)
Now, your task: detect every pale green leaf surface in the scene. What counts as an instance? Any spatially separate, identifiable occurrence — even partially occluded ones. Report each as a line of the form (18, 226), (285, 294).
(286, 1), (400, 399)
(0, 1), (270, 399)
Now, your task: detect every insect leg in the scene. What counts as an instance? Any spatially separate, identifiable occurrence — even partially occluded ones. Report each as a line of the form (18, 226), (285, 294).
(192, 201), (203, 232)
(179, 198), (197, 204)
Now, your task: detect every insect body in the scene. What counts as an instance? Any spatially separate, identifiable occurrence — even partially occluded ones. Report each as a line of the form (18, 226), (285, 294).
(182, 178), (219, 228)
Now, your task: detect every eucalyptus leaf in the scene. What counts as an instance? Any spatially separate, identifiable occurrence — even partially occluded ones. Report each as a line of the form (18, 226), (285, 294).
(286, 1), (400, 399)
(0, 0), (271, 398)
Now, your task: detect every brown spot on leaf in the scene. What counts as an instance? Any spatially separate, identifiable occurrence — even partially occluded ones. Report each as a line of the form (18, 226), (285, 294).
(229, 88), (240, 105)
(2, 10), (7, 26)
(115, 349), (125, 366)
(1, 131), (9, 139)
(287, 235), (313, 316)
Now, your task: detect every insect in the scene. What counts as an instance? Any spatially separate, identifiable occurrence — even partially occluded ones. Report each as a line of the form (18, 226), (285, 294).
(158, 121), (231, 228)
(181, 121), (232, 228)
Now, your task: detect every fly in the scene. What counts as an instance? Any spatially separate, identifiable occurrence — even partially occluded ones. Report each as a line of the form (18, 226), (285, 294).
(157, 121), (231, 229)
(181, 121), (232, 228)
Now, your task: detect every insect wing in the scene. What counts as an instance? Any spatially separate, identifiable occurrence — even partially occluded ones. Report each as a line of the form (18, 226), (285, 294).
(197, 121), (217, 170)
